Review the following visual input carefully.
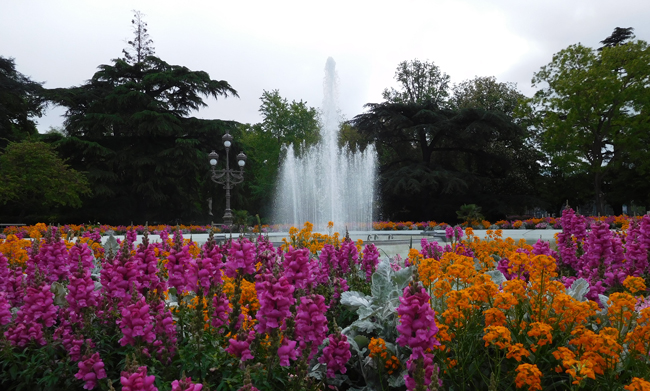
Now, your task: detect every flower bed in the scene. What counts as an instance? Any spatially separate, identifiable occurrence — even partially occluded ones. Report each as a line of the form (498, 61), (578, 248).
(0, 208), (649, 390)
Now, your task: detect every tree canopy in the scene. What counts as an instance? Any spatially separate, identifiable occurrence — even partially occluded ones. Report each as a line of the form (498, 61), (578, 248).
(237, 90), (321, 219)
(529, 33), (650, 214)
(0, 56), (45, 147)
(0, 140), (90, 222)
(382, 59), (450, 106)
(351, 87), (540, 221)
(46, 53), (239, 223)
(452, 76), (524, 117)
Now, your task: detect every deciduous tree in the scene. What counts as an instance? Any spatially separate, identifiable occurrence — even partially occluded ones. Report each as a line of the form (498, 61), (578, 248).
(0, 140), (90, 222)
(529, 31), (650, 214)
(238, 90), (320, 218)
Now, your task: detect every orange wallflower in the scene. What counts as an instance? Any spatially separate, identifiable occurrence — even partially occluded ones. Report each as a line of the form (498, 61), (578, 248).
(527, 322), (553, 351)
(515, 363), (542, 391)
(607, 292), (638, 328)
(625, 378), (650, 391)
(506, 343), (531, 362)
(483, 325), (512, 349)
(623, 276), (647, 294)
(625, 308), (650, 357)
(0, 234), (30, 267)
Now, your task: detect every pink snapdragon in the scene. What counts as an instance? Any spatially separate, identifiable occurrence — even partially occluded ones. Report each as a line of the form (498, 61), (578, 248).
(337, 240), (358, 274)
(134, 239), (164, 294)
(396, 283), (440, 358)
(556, 208), (587, 268)
(5, 283), (58, 347)
(0, 292), (12, 325)
(278, 336), (299, 366)
(226, 330), (255, 362)
(255, 274), (295, 333)
(68, 242), (95, 271)
(318, 332), (351, 378)
(295, 294), (329, 358)
(420, 238), (444, 260)
(283, 247), (314, 290)
(211, 292), (232, 329)
(225, 238), (257, 278)
(151, 300), (177, 361)
(397, 282), (441, 391)
(171, 377), (203, 391)
(120, 366), (158, 391)
(119, 297), (156, 346)
(67, 263), (99, 313)
(624, 222), (649, 277)
(30, 230), (70, 283)
(361, 244), (380, 281)
(318, 244), (337, 283)
(75, 352), (107, 390)
(166, 244), (192, 293)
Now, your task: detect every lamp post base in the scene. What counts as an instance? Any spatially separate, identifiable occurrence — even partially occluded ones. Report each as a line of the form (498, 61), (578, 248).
(223, 209), (233, 226)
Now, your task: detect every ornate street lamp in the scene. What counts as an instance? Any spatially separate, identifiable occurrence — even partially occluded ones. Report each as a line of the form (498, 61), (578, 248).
(208, 132), (247, 226)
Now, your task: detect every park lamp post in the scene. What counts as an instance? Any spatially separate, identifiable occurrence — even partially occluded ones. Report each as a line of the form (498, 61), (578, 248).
(208, 132), (247, 226)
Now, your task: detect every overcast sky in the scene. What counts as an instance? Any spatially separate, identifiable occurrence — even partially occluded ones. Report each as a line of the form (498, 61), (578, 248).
(2, 0), (649, 132)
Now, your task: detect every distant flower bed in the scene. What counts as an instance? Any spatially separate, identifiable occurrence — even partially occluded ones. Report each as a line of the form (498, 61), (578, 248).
(0, 214), (640, 239)
(373, 214), (638, 231)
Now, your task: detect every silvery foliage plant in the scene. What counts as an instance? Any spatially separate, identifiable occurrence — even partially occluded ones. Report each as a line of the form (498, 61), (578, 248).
(337, 257), (413, 390)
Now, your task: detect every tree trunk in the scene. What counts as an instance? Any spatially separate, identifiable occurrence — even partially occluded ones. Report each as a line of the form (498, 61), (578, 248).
(594, 172), (604, 215)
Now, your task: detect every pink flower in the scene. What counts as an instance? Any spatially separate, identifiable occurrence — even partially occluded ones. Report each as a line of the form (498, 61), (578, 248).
(152, 300), (177, 361)
(336, 240), (358, 274)
(5, 283), (58, 347)
(255, 274), (295, 334)
(120, 366), (158, 391)
(119, 297), (156, 346)
(224, 238), (257, 278)
(278, 337), (299, 367)
(226, 330), (255, 362)
(283, 247), (314, 290)
(171, 377), (203, 391)
(318, 333), (351, 378)
(361, 244), (380, 281)
(317, 244), (337, 283)
(295, 294), (329, 358)
(166, 245), (192, 293)
(67, 263), (99, 312)
(211, 292), (232, 329)
(0, 293), (12, 325)
(396, 283), (440, 359)
(397, 282), (441, 391)
(75, 352), (107, 390)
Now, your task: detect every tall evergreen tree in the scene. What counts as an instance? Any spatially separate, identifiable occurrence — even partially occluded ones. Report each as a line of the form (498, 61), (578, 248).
(122, 10), (155, 65)
(46, 14), (239, 224)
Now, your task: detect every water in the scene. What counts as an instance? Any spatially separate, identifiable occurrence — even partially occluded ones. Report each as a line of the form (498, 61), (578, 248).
(273, 57), (377, 231)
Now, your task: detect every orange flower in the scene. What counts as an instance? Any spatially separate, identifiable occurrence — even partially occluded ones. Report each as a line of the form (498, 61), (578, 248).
(623, 276), (646, 294)
(484, 308), (507, 327)
(625, 308), (650, 357)
(625, 377), (650, 391)
(515, 363), (542, 391)
(607, 292), (638, 328)
(483, 325), (512, 349)
(506, 343), (531, 362)
(527, 322), (553, 350)
(492, 292), (518, 311)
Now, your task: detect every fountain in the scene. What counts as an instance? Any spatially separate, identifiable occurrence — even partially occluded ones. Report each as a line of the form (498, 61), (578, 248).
(273, 57), (377, 231)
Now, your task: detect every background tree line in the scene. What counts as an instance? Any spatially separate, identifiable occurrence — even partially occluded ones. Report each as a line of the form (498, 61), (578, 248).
(1, 17), (649, 225)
